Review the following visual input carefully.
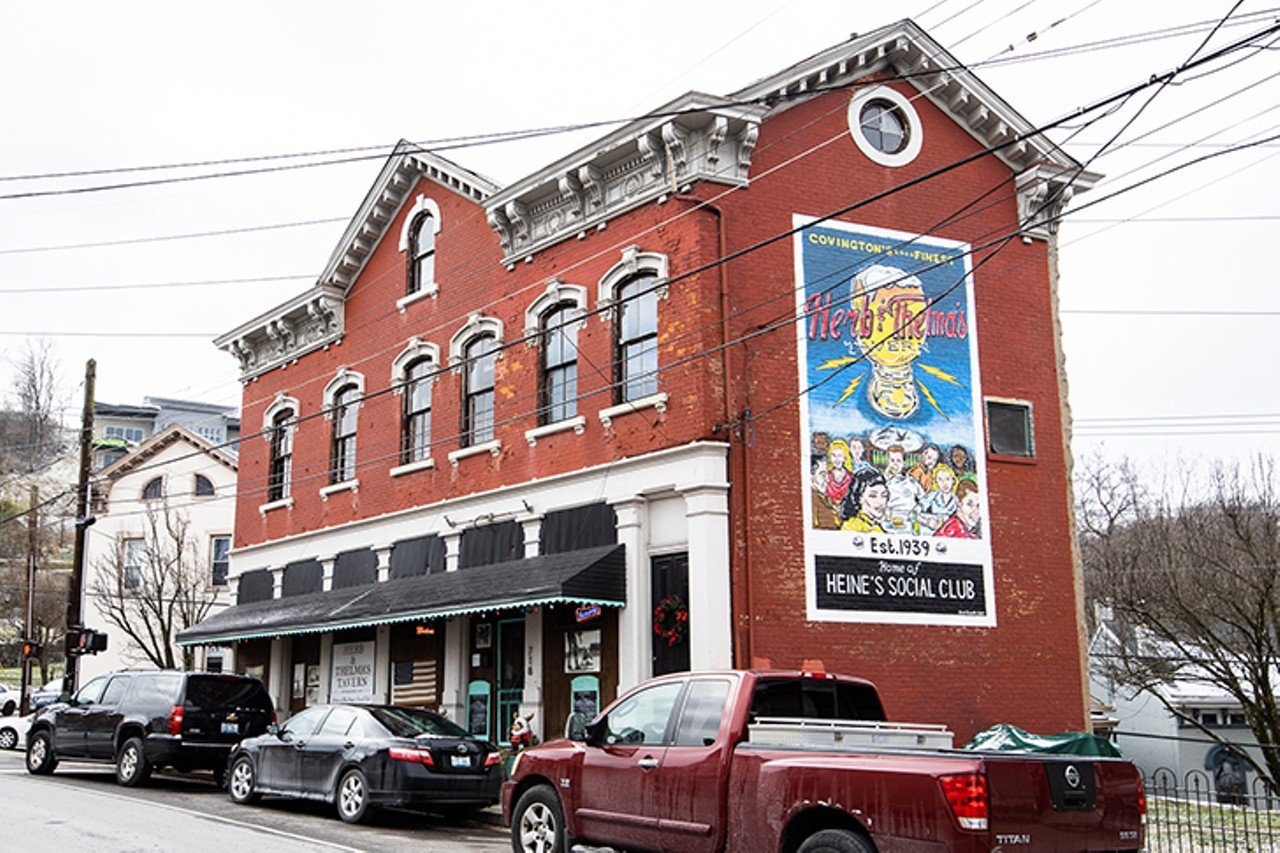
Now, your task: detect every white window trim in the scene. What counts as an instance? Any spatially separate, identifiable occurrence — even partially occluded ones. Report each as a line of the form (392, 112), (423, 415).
(319, 479), (360, 499)
(258, 496), (294, 515)
(322, 368), (366, 416)
(209, 534), (232, 589)
(390, 337), (442, 392)
(390, 457), (436, 478)
(399, 195), (442, 303)
(598, 392), (668, 429)
(448, 312), (505, 367)
(597, 246), (669, 319)
(447, 439), (502, 466)
(261, 393), (299, 439)
(525, 415), (586, 446)
(847, 85), (923, 168)
(398, 194), (441, 252)
(524, 278), (588, 345)
(396, 286), (437, 311)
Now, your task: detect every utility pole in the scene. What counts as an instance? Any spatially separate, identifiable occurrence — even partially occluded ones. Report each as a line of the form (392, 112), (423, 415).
(20, 485), (37, 716)
(63, 359), (95, 697)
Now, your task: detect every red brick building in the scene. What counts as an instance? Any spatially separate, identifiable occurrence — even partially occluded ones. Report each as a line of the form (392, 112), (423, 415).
(181, 19), (1096, 743)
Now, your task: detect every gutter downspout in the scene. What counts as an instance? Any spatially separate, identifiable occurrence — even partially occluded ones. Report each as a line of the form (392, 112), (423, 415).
(681, 193), (754, 668)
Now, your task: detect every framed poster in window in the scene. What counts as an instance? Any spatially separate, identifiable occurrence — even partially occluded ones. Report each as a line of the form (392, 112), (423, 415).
(474, 622), (492, 650)
(565, 629), (601, 674)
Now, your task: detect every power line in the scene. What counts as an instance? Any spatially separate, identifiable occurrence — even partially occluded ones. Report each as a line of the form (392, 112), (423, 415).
(0, 12), (1272, 204)
(12, 20), (1276, 510)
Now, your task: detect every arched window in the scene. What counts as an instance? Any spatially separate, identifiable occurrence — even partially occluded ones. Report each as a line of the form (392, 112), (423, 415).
(268, 409), (294, 502)
(142, 477), (163, 501)
(615, 274), (660, 403)
(330, 384), (359, 483)
(402, 357), (434, 464)
(462, 335), (497, 447)
(408, 212), (435, 296)
(194, 474), (215, 497)
(540, 302), (579, 425)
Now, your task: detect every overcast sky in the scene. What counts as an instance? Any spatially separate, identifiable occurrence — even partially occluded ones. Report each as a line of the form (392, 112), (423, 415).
(1, 1), (1276, 474)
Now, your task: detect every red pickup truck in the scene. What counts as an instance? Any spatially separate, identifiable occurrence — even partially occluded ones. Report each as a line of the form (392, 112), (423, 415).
(503, 670), (1145, 852)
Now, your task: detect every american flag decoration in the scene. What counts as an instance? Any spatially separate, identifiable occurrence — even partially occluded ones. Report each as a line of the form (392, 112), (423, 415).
(391, 659), (438, 707)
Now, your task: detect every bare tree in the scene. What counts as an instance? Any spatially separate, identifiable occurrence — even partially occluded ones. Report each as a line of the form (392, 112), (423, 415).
(1, 339), (67, 475)
(90, 502), (223, 670)
(0, 495), (69, 681)
(1080, 453), (1280, 791)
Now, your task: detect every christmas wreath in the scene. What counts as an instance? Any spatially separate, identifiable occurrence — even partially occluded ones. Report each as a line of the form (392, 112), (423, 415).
(653, 594), (689, 647)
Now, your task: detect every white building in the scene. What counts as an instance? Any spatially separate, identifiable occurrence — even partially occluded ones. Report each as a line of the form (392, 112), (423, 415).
(79, 425), (237, 680)
(1090, 621), (1262, 794)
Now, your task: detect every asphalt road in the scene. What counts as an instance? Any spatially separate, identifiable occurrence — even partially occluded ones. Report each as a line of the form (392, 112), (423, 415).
(0, 749), (511, 851)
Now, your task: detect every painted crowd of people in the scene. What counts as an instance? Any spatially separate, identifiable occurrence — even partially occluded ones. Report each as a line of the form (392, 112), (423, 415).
(811, 435), (982, 539)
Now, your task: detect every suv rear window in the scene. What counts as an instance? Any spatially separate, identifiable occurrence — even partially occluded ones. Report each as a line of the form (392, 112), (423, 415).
(183, 675), (272, 711)
(128, 674), (183, 707)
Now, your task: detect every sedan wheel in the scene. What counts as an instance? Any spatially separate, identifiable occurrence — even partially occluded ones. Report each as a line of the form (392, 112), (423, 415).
(336, 768), (374, 824)
(228, 756), (260, 804)
(0, 727), (17, 750)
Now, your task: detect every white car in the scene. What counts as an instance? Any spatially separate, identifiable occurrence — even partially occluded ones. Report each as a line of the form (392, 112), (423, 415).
(0, 714), (30, 751)
(0, 684), (18, 717)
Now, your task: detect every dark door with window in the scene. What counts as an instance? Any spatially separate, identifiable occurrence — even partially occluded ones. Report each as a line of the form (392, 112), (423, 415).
(497, 618), (525, 744)
(651, 553), (690, 676)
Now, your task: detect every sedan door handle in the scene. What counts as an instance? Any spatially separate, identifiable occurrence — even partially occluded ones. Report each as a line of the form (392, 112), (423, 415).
(638, 757), (660, 771)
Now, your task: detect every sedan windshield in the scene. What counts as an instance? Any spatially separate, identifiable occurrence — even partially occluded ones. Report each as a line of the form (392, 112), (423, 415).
(368, 706), (471, 739)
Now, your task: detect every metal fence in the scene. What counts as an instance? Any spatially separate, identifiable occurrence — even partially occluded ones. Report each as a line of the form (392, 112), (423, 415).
(1143, 768), (1280, 851)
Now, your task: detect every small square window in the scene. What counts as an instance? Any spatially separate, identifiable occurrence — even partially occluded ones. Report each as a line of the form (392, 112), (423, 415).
(986, 400), (1034, 457)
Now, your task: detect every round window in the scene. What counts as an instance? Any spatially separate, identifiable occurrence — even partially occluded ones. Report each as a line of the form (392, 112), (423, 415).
(859, 100), (909, 155)
(847, 86), (923, 168)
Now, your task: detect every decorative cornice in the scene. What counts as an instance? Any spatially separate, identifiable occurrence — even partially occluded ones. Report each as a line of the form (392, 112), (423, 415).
(1015, 165), (1081, 239)
(729, 19), (1099, 213)
(216, 285), (346, 382)
(484, 95), (767, 266)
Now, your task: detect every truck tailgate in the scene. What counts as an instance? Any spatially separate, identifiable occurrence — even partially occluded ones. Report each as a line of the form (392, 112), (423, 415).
(984, 756), (1144, 851)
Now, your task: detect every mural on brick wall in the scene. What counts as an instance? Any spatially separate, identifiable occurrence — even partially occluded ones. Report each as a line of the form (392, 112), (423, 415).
(794, 216), (995, 626)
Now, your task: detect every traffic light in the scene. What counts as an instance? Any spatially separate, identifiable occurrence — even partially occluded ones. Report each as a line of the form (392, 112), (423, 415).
(20, 639), (42, 659)
(68, 628), (108, 655)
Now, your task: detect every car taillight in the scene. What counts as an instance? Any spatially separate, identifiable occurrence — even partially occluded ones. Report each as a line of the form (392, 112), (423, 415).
(389, 747), (435, 766)
(1136, 773), (1147, 820)
(270, 708), (277, 725)
(939, 773), (989, 831)
(167, 705), (185, 735)
(485, 751), (502, 768)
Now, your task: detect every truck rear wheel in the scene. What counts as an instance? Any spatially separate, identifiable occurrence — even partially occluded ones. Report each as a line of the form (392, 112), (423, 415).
(511, 784), (567, 853)
(798, 828), (874, 853)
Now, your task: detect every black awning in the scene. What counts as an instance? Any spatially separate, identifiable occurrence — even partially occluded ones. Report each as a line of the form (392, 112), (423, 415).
(177, 543), (625, 646)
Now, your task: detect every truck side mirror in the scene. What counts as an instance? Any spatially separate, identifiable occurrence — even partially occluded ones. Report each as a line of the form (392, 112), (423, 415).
(584, 718), (607, 747)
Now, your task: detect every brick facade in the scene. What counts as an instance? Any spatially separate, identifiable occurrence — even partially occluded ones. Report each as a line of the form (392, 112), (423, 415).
(198, 22), (1091, 742)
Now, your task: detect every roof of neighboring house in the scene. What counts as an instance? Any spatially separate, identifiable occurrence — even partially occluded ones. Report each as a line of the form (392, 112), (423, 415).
(93, 424), (238, 507)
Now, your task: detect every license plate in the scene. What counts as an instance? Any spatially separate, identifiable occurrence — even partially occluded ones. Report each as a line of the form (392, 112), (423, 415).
(450, 755), (470, 768)
(221, 722), (238, 734)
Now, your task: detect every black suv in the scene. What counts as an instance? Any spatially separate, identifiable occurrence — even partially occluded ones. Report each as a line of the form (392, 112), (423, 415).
(26, 670), (274, 787)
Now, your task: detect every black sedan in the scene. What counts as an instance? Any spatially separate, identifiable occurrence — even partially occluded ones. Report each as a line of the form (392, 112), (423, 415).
(226, 703), (502, 823)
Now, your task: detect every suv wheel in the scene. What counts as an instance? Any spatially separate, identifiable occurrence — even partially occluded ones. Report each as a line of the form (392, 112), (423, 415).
(228, 755), (260, 804)
(26, 730), (57, 775)
(116, 737), (152, 787)
(512, 784), (568, 853)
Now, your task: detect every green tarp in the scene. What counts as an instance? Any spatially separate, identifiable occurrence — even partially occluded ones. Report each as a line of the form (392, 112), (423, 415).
(964, 723), (1123, 757)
